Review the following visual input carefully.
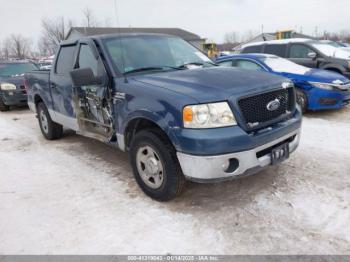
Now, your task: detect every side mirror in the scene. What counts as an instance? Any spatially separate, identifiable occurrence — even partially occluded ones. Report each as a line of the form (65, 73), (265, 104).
(307, 52), (317, 60)
(70, 68), (102, 87)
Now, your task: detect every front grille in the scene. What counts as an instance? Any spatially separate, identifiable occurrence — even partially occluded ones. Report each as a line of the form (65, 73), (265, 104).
(238, 87), (294, 130)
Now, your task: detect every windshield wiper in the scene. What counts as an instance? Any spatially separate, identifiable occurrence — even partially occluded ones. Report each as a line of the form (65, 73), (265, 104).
(124, 67), (165, 75)
(124, 66), (184, 75)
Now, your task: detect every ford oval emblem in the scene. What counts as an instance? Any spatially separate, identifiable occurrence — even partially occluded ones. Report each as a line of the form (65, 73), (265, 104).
(266, 99), (281, 111)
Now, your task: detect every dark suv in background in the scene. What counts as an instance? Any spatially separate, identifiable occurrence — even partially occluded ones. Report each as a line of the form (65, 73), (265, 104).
(0, 61), (38, 111)
(241, 39), (350, 79)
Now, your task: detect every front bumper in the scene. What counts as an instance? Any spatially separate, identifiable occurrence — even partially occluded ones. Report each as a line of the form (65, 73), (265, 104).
(307, 88), (350, 110)
(177, 129), (300, 182)
(1, 90), (27, 106)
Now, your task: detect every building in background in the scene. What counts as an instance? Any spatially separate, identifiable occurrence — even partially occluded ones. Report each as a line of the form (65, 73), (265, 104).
(66, 27), (206, 51)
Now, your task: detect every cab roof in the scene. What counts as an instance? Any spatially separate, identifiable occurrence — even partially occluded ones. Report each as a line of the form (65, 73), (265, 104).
(60, 32), (179, 46)
(242, 38), (313, 49)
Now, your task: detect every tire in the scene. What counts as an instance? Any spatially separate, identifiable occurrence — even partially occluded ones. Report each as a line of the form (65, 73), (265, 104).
(0, 98), (10, 112)
(296, 90), (308, 113)
(129, 129), (185, 201)
(37, 102), (63, 140)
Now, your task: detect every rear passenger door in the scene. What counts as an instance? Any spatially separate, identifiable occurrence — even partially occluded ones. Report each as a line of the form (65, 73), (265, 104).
(288, 44), (318, 68)
(241, 45), (263, 54)
(50, 44), (78, 130)
(263, 44), (287, 57)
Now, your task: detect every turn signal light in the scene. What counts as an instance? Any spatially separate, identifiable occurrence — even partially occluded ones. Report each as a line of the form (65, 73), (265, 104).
(183, 106), (193, 122)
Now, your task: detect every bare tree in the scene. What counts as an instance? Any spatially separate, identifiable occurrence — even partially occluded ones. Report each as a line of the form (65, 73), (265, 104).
(339, 30), (350, 42)
(1, 39), (11, 60)
(82, 7), (99, 27)
(240, 30), (259, 42)
(38, 17), (73, 56)
(224, 31), (239, 44)
(3, 34), (32, 59)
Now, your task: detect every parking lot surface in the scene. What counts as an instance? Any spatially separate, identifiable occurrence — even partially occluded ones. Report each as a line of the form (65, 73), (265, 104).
(0, 107), (349, 254)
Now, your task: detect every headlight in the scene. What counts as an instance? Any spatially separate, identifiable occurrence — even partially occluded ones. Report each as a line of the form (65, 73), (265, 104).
(183, 102), (237, 128)
(308, 82), (334, 90)
(0, 83), (16, 90)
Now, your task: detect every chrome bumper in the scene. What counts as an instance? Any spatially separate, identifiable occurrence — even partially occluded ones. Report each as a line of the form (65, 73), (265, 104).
(177, 129), (300, 182)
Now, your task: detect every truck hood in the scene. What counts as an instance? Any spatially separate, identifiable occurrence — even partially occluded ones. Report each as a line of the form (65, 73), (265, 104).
(133, 67), (287, 103)
(278, 68), (350, 85)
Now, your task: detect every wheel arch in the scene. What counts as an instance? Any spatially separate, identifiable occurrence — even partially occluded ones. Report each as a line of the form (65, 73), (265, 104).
(321, 64), (345, 75)
(34, 94), (44, 108)
(122, 114), (179, 152)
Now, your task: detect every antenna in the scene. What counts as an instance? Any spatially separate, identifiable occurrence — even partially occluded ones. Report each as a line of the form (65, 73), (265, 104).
(114, 0), (128, 83)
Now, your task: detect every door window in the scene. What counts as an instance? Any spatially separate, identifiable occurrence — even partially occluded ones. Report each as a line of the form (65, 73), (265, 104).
(77, 44), (108, 86)
(233, 59), (263, 71)
(55, 45), (76, 74)
(241, 45), (262, 53)
(264, 44), (287, 57)
(289, 44), (314, 58)
(78, 44), (99, 76)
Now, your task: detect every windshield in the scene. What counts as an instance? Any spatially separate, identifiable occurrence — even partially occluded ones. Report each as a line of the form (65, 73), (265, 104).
(323, 41), (343, 48)
(104, 35), (214, 74)
(311, 43), (350, 59)
(261, 56), (311, 74)
(0, 63), (38, 77)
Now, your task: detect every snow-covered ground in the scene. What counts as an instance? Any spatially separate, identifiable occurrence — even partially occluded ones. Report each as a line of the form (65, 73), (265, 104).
(0, 107), (349, 254)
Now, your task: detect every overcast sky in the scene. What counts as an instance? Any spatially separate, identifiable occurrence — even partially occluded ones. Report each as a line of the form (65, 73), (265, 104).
(0, 0), (349, 45)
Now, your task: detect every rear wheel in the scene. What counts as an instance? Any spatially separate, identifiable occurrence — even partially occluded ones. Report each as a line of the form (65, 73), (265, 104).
(130, 129), (185, 201)
(296, 90), (308, 113)
(37, 102), (63, 140)
(0, 98), (10, 112)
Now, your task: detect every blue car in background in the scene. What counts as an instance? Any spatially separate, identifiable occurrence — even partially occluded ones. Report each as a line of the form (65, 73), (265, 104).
(216, 54), (350, 112)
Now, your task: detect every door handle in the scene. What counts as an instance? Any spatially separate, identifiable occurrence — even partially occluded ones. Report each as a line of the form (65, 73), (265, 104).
(51, 82), (57, 89)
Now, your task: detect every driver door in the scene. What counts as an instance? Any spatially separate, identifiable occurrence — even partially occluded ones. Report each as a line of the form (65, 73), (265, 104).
(288, 44), (318, 68)
(72, 41), (114, 140)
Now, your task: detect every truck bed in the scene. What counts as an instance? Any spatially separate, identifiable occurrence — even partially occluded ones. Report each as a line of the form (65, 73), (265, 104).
(25, 70), (52, 112)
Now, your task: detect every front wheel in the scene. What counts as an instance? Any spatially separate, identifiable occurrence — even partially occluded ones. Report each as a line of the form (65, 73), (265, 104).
(0, 98), (10, 112)
(129, 129), (185, 201)
(296, 90), (308, 113)
(37, 102), (63, 140)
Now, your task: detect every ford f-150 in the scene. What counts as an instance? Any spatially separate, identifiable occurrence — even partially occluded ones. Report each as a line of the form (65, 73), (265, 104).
(26, 33), (302, 201)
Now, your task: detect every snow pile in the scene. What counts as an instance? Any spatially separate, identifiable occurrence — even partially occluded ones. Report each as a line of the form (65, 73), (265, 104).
(0, 113), (226, 254)
(0, 107), (350, 254)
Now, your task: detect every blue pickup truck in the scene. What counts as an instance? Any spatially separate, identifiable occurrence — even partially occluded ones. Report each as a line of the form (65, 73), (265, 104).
(26, 33), (302, 201)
